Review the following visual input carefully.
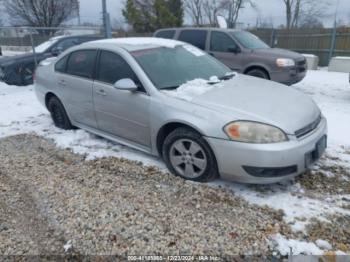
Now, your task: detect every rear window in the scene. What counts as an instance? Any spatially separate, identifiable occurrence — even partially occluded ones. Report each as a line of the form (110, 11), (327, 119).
(66, 50), (97, 79)
(178, 30), (207, 50)
(155, 30), (176, 39)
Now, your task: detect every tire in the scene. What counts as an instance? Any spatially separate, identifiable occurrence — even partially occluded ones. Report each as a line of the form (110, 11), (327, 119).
(20, 67), (34, 86)
(47, 96), (75, 130)
(246, 68), (269, 79)
(162, 127), (218, 182)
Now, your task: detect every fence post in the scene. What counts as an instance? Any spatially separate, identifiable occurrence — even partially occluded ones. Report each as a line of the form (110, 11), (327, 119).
(270, 29), (276, 47)
(29, 29), (38, 67)
(328, 23), (337, 65)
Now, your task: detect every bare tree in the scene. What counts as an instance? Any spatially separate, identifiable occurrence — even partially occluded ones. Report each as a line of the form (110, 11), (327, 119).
(202, 0), (224, 26)
(184, 0), (204, 26)
(4, 0), (79, 34)
(282, 0), (329, 29)
(220, 0), (254, 28)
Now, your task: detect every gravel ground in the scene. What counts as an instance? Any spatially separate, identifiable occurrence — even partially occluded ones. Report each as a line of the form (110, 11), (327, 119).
(0, 134), (294, 258)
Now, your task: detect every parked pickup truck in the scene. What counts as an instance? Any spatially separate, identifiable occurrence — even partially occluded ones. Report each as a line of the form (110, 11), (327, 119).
(154, 28), (307, 85)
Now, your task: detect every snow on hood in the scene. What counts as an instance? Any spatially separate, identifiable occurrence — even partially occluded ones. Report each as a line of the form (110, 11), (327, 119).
(162, 78), (224, 102)
(39, 57), (57, 66)
(93, 37), (183, 49)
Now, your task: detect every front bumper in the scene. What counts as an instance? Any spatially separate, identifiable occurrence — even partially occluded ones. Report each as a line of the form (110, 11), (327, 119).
(205, 117), (327, 184)
(270, 67), (307, 86)
(0, 66), (22, 85)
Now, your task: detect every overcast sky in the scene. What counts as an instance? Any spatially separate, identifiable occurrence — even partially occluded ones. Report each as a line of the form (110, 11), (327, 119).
(79, 0), (349, 28)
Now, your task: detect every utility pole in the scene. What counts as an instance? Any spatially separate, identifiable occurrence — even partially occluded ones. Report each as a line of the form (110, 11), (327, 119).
(328, 0), (340, 64)
(77, 1), (81, 26)
(102, 0), (112, 38)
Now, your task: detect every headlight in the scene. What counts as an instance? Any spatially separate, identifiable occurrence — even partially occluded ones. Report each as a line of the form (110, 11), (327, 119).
(224, 121), (288, 143)
(276, 58), (295, 67)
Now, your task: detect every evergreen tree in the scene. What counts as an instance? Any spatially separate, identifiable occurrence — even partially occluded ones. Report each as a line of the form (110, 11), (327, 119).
(122, 0), (184, 33)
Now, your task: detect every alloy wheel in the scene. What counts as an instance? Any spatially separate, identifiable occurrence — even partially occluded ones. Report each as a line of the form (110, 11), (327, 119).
(169, 139), (208, 179)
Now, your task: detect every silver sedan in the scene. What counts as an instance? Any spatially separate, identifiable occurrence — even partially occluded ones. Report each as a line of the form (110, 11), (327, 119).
(35, 38), (327, 184)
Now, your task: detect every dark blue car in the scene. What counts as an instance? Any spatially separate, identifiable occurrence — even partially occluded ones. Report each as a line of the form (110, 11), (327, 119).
(0, 35), (102, 86)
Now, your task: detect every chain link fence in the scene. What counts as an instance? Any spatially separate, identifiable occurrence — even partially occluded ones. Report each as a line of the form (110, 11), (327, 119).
(0, 26), (103, 55)
(1, 26), (350, 67)
(251, 27), (350, 66)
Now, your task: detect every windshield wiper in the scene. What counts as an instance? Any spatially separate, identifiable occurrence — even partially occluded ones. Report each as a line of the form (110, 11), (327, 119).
(219, 72), (236, 81)
(161, 85), (179, 90)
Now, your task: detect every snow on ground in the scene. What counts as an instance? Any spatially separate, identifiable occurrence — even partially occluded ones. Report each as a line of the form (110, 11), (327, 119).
(0, 70), (350, 255)
(0, 84), (164, 167)
(1, 50), (26, 56)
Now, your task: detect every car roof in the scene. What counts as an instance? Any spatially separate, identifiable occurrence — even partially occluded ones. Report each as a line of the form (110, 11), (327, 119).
(50, 34), (102, 41)
(155, 27), (242, 33)
(80, 37), (186, 52)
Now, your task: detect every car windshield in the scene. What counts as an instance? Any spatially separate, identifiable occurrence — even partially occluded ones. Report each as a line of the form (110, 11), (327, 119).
(131, 45), (231, 90)
(34, 38), (59, 53)
(231, 31), (269, 49)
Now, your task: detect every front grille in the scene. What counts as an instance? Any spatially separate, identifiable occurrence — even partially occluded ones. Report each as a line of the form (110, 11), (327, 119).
(243, 165), (298, 177)
(0, 67), (4, 79)
(296, 58), (307, 73)
(295, 115), (322, 138)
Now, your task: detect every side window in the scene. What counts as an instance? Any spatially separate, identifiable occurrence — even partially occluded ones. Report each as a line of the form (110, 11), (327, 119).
(79, 37), (98, 44)
(66, 50), (97, 79)
(178, 30), (207, 50)
(210, 31), (238, 52)
(56, 38), (79, 51)
(55, 55), (69, 73)
(155, 30), (176, 39)
(97, 51), (143, 89)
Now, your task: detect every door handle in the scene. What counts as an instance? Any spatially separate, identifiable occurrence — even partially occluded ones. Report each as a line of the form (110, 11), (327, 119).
(97, 89), (107, 96)
(58, 79), (66, 87)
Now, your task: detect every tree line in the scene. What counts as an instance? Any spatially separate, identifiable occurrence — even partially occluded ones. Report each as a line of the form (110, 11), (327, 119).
(0, 0), (332, 34)
(123, 0), (330, 32)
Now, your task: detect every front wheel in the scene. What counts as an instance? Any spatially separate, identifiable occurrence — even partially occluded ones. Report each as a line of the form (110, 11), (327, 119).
(246, 68), (269, 79)
(162, 128), (218, 182)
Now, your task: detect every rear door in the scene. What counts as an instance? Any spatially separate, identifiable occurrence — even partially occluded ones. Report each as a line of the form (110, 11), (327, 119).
(57, 49), (98, 128)
(209, 31), (243, 72)
(178, 30), (208, 51)
(93, 50), (151, 147)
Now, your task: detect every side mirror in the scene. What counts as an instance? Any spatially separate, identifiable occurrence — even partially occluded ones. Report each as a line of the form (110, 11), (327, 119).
(228, 45), (240, 54)
(114, 78), (138, 92)
(51, 47), (63, 56)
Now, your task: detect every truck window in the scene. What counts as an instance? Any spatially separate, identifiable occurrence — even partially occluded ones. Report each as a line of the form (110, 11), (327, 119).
(178, 30), (207, 50)
(155, 30), (176, 39)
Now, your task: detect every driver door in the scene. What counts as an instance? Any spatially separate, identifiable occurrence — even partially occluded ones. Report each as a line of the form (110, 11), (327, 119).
(93, 50), (151, 148)
(209, 31), (243, 72)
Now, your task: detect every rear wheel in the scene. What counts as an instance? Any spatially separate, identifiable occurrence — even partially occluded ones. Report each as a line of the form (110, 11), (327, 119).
(47, 96), (75, 130)
(162, 128), (218, 182)
(246, 68), (269, 79)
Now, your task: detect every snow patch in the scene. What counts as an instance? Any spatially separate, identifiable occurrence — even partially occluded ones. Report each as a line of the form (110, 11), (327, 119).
(63, 240), (72, 252)
(315, 239), (332, 250)
(162, 78), (223, 102)
(93, 37), (183, 49)
(270, 234), (323, 256)
(211, 180), (350, 232)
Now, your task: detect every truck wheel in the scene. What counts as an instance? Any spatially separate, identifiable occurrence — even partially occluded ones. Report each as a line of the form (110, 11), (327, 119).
(246, 68), (269, 79)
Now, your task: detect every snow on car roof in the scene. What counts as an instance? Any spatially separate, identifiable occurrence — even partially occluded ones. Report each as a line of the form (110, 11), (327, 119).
(84, 37), (185, 51)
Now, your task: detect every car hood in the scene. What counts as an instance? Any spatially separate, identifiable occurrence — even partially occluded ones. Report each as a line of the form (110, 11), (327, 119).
(191, 75), (320, 134)
(253, 48), (304, 60)
(0, 52), (41, 66)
